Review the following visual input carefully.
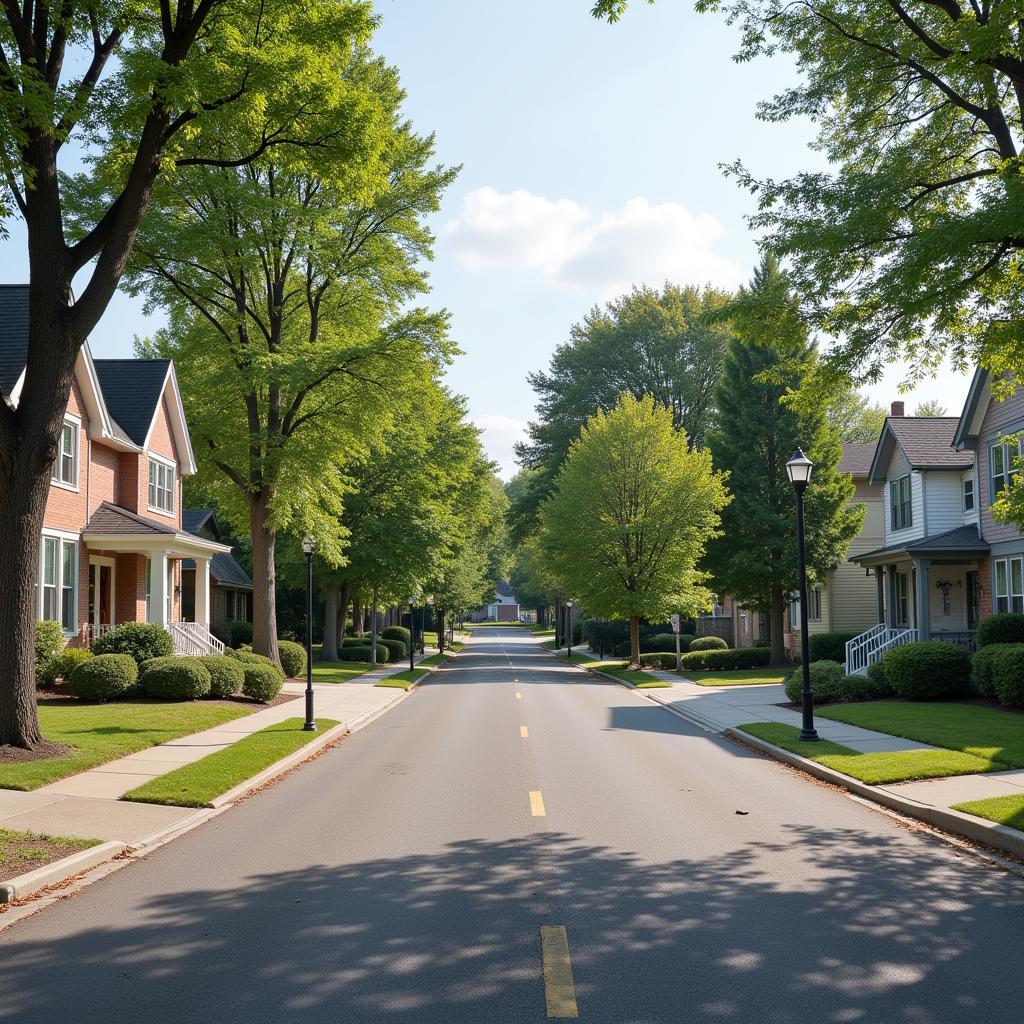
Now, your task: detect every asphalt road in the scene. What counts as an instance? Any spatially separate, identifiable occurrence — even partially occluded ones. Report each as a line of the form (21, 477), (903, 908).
(2, 626), (1024, 1023)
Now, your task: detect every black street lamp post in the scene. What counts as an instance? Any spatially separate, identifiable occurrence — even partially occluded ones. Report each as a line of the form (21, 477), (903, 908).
(301, 536), (317, 732)
(566, 600), (574, 659)
(786, 449), (819, 742)
(408, 596), (416, 672)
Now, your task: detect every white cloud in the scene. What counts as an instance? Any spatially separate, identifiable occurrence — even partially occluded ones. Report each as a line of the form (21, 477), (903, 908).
(474, 414), (529, 481)
(445, 188), (743, 296)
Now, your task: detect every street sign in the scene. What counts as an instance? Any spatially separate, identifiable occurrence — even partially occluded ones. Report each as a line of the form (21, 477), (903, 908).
(670, 614), (680, 634)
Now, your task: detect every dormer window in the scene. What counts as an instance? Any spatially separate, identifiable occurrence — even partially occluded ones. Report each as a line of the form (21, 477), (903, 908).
(51, 416), (79, 488)
(890, 475), (912, 530)
(148, 457), (175, 514)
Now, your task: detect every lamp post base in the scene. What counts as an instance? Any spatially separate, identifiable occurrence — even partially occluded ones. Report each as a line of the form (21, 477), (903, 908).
(798, 727), (819, 742)
(303, 690), (317, 732)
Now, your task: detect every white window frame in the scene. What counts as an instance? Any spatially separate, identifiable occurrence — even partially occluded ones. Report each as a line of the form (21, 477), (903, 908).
(963, 478), (975, 512)
(991, 436), (1022, 497)
(890, 475), (912, 531)
(50, 413), (80, 491)
(995, 557), (1024, 614)
(895, 572), (910, 627)
(38, 530), (78, 635)
(147, 454), (176, 515)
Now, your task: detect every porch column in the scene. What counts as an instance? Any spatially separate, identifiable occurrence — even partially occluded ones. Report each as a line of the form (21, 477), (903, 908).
(874, 567), (884, 623)
(887, 564), (898, 627)
(194, 557), (211, 628)
(151, 550), (170, 628)
(914, 557), (930, 640)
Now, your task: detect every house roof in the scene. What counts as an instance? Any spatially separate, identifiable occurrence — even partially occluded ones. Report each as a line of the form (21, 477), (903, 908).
(839, 442), (875, 478)
(854, 524), (989, 564)
(496, 579), (516, 598)
(83, 501), (232, 557)
(85, 501), (176, 536)
(93, 359), (172, 446)
(0, 284), (29, 398)
(182, 508), (216, 536)
(868, 416), (974, 482)
(211, 552), (253, 589)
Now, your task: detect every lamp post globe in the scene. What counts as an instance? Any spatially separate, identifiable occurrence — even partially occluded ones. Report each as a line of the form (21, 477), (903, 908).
(785, 449), (819, 741)
(301, 536), (317, 732)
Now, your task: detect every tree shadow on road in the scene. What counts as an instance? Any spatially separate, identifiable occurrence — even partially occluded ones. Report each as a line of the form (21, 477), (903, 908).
(2, 823), (1022, 1023)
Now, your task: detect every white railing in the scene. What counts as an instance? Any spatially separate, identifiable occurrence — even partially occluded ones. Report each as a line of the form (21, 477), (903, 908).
(845, 624), (917, 675)
(170, 621), (224, 657)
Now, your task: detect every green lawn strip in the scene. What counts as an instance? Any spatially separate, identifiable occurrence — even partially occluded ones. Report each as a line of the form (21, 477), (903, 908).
(541, 639), (559, 650)
(0, 828), (101, 882)
(549, 649), (669, 686)
(418, 653), (447, 666)
(739, 722), (996, 785)
(817, 702), (1024, 770)
(122, 718), (339, 808)
(311, 660), (370, 684)
(375, 669), (428, 690)
(0, 701), (255, 792)
(952, 794), (1024, 831)
(684, 668), (788, 687)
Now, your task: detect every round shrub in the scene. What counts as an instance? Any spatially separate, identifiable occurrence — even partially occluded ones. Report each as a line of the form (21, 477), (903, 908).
(92, 622), (173, 664)
(140, 656), (212, 700)
(866, 657), (891, 696)
(689, 635), (728, 652)
(381, 625), (411, 644)
(197, 655), (246, 698)
(644, 633), (679, 654)
(639, 652), (678, 670)
(834, 673), (892, 703)
(883, 641), (972, 700)
(807, 632), (859, 664)
(680, 647), (772, 672)
(277, 640), (307, 679)
(971, 644), (1005, 699)
(378, 638), (407, 662)
(35, 620), (65, 683)
(783, 660), (846, 704)
(69, 653), (138, 702)
(227, 649), (284, 677)
(243, 663), (284, 703)
(991, 645), (1024, 707)
(677, 634), (696, 653)
(977, 613), (1024, 648)
(39, 646), (93, 687)
(344, 644), (390, 663)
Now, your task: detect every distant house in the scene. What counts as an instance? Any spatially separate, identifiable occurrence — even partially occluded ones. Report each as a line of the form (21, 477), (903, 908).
(181, 509), (253, 636)
(469, 580), (522, 622)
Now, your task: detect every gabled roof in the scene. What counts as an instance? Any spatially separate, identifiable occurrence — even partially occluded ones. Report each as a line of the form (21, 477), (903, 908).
(93, 359), (171, 446)
(85, 501), (176, 536)
(838, 442), (875, 478)
(954, 367), (990, 449)
(0, 284), (29, 398)
(496, 579), (516, 598)
(868, 416), (973, 482)
(183, 508), (217, 537)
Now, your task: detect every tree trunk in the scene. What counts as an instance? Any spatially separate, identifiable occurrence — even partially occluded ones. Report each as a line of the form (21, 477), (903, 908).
(336, 581), (351, 649)
(352, 590), (364, 636)
(629, 615), (641, 669)
(437, 607), (445, 655)
(249, 494), (281, 668)
(321, 583), (339, 662)
(770, 585), (786, 666)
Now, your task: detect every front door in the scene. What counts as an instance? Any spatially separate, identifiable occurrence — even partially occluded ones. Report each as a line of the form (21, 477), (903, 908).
(89, 558), (115, 632)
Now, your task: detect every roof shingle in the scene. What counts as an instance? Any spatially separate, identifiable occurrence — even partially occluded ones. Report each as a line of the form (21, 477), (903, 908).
(887, 417), (974, 469)
(93, 358), (170, 446)
(839, 442), (876, 477)
(83, 502), (176, 536)
(0, 284), (30, 398)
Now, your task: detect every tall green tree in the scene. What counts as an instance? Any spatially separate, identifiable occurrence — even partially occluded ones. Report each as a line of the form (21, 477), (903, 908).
(828, 388), (886, 445)
(0, 0), (377, 748)
(913, 401), (948, 418)
(512, 283), (733, 539)
(539, 394), (729, 667)
(705, 258), (863, 664)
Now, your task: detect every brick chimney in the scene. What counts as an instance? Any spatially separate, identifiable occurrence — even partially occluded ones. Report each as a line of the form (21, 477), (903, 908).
(891, 401), (905, 417)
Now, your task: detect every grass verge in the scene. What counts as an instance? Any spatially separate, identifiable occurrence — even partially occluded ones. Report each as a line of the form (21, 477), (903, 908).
(375, 669), (428, 690)
(817, 702), (1024, 769)
(122, 718), (339, 808)
(739, 722), (995, 785)
(684, 668), (788, 687)
(312, 660), (370, 684)
(0, 828), (100, 883)
(552, 649), (669, 688)
(0, 701), (255, 791)
(952, 794), (1024, 831)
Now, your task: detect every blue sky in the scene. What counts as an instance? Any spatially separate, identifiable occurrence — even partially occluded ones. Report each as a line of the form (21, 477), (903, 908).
(0, 1), (970, 476)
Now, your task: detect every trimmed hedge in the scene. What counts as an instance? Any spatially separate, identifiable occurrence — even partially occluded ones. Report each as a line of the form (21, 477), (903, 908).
(39, 646), (93, 687)
(93, 622), (173, 664)
(140, 656), (212, 700)
(883, 641), (972, 700)
(639, 652), (678, 670)
(681, 647), (772, 671)
(242, 663), (284, 702)
(689, 635), (728, 652)
(227, 649), (285, 678)
(378, 638), (407, 662)
(69, 653), (138, 702)
(277, 640), (307, 679)
(197, 654), (246, 698)
(867, 658), (890, 695)
(784, 661), (846, 703)
(807, 632), (858, 664)
(971, 644), (1004, 699)
(991, 644), (1024, 707)
(35, 620), (65, 683)
(344, 644), (390, 664)
(977, 613), (1024, 648)
(381, 626), (411, 644)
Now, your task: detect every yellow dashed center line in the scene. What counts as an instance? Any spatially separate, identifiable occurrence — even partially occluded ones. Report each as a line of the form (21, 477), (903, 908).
(529, 790), (546, 817)
(516, 691), (523, 700)
(520, 725), (530, 738)
(540, 925), (579, 1018)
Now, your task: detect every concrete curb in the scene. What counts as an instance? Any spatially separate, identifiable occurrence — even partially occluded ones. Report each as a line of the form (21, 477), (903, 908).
(726, 727), (1024, 860)
(0, 840), (128, 904)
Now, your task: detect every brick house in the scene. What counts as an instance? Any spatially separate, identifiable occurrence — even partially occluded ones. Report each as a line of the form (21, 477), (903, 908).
(0, 285), (230, 653)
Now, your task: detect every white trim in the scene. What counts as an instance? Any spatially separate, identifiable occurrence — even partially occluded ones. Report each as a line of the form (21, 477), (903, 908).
(142, 363), (197, 476)
(82, 530), (231, 557)
(41, 526), (82, 543)
(8, 366), (25, 407)
(89, 556), (117, 630)
(50, 413), (81, 491)
(39, 531), (79, 635)
(146, 453), (176, 516)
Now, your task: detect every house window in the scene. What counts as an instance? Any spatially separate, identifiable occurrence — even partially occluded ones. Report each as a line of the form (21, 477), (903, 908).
(148, 459), (175, 514)
(51, 418), (78, 487)
(808, 588), (822, 622)
(890, 475), (912, 530)
(995, 557), (1024, 613)
(895, 572), (910, 627)
(39, 536), (77, 633)
(991, 437), (1022, 496)
(963, 478), (975, 512)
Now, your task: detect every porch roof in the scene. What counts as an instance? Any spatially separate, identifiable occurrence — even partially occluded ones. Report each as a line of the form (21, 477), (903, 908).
(82, 502), (231, 558)
(853, 525), (989, 566)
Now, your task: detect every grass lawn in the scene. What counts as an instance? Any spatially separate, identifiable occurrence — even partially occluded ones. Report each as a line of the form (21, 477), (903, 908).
(122, 718), (339, 808)
(817, 702), (1024, 770)
(419, 653), (447, 666)
(311, 660), (370, 684)
(739, 722), (995, 784)
(0, 701), (255, 791)
(684, 667), (788, 687)
(541, 639), (558, 650)
(0, 828), (101, 882)
(551, 650), (669, 688)
(375, 669), (428, 690)
(952, 794), (1024, 831)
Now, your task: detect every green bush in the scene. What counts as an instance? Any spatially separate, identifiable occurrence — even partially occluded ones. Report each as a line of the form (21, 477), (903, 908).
(883, 641), (972, 700)
(140, 656), (212, 700)
(783, 660), (846, 703)
(681, 647), (772, 671)
(582, 619), (629, 656)
(69, 653), (138, 702)
(991, 644), (1024, 707)
(344, 644), (390, 664)
(227, 649), (285, 678)
(834, 672), (893, 703)
(242, 663), (284, 702)
(646, 633), (681, 653)
(381, 626), (411, 644)
(639, 652), (678, 670)
(229, 620), (253, 647)
(677, 634), (696, 653)
(971, 644), (1005, 699)
(378, 638), (407, 662)
(35, 620), (65, 683)
(976, 613), (1024, 648)
(866, 658), (890, 695)
(807, 632), (859, 664)
(197, 655), (246, 698)
(277, 640), (307, 678)
(92, 622), (173, 664)
(689, 635), (728, 652)
(38, 646), (93, 687)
